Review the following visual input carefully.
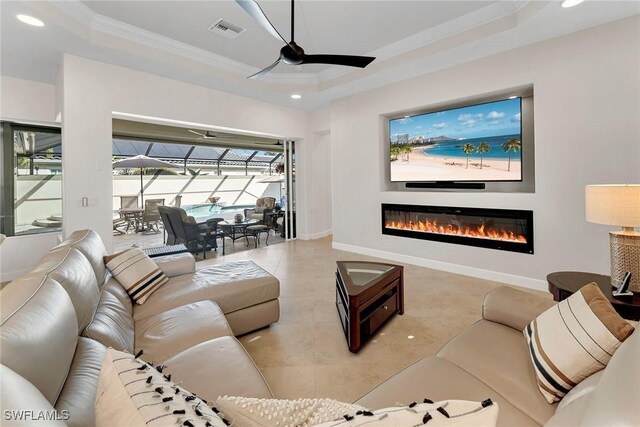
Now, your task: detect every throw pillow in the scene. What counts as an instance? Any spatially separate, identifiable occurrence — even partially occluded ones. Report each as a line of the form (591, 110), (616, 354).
(216, 396), (366, 426)
(524, 282), (634, 403)
(104, 248), (168, 304)
(95, 348), (228, 427)
(216, 397), (498, 427)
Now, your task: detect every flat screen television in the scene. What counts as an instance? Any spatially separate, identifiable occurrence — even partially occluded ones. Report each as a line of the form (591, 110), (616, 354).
(389, 97), (522, 182)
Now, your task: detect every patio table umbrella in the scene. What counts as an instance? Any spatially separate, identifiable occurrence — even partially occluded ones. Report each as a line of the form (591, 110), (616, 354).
(258, 175), (285, 199)
(112, 155), (177, 205)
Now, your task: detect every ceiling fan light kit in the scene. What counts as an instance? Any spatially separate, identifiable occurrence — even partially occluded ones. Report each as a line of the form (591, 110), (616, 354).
(236, 0), (375, 79)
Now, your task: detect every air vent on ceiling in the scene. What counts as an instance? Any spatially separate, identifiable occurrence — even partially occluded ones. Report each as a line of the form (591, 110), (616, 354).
(208, 18), (245, 40)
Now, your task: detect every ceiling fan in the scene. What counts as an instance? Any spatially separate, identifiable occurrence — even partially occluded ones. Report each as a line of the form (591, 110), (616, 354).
(236, 0), (376, 79)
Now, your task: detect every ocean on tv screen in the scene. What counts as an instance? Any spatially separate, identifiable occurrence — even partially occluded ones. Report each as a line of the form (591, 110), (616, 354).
(389, 98), (522, 182)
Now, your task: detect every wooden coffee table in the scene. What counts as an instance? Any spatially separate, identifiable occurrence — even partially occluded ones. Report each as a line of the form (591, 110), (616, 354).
(335, 261), (404, 353)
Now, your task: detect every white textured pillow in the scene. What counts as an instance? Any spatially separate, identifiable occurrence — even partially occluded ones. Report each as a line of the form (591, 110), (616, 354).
(524, 283), (634, 403)
(104, 248), (168, 304)
(95, 348), (228, 427)
(313, 399), (498, 427)
(215, 396), (366, 427)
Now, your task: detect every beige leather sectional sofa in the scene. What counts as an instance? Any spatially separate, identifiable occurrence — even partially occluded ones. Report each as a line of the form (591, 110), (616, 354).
(357, 287), (639, 427)
(1, 230), (279, 427)
(1, 229), (638, 427)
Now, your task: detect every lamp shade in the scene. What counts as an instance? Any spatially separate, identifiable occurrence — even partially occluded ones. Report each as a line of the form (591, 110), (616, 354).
(585, 184), (640, 227)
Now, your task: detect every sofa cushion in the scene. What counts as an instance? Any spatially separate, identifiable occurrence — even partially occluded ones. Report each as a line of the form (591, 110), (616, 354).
(580, 328), (640, 427)
(152, 252), (196, 278)
(83, 281), (135, 353)
(55, 337), (107, 427)
(95, 348), (228, 427)
(556, 370), (604, 411)
(56, 229), (109, 286)
(356, 356), (538, 427)
(524, 283), (634, 403)
(437, 320), (556, 425)
(104, 248), (169, 305)
(544, 392), (592, 427)
(163, 336), (273, 402)
(133, 261), (279, 320)
(135, 300), (233, 363)
(0, 364), (66, 427)
(482, 287), (555, 332)
(31, 246), (101, 331)
(0, 275), (78, 405)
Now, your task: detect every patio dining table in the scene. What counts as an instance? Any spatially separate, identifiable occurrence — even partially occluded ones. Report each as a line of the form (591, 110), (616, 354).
(118, 207), (144, 232)
(218, 219), (259, 243)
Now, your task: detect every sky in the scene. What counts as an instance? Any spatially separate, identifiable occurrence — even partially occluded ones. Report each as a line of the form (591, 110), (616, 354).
(390, 97), (521, 141)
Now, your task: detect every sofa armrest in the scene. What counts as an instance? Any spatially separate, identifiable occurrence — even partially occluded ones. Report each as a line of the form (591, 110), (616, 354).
(482, 286), (556, 331)
(153, 253), (196, 278)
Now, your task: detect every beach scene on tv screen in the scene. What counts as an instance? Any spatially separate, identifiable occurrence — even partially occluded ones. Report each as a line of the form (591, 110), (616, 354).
(389, 98), (522, 182)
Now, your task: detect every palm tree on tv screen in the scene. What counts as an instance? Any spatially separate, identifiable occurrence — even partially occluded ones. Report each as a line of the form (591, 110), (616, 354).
(461, 143), (475, 169)
(502, 138), (522, 172)
(476, 142), (491, 170)
(402, 145), (411, 162)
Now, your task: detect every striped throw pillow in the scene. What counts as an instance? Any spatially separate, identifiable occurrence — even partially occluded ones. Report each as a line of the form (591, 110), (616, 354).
(524, 283), (634, 403)
(104, 249), (168, 305)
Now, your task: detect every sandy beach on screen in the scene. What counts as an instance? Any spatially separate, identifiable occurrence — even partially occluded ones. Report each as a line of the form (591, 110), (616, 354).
(391, 146), (521, 182)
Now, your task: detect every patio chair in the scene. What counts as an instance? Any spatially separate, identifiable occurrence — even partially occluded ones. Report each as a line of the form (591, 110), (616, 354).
(204, 217), (226, 255)
(158, 206), (209, 258)
(142, 198), (164, 234)
(159, 207), (176, 245)
(244, 197), (276, 223)
(120, 195), (139, 209)
(119, 195), (141, 233)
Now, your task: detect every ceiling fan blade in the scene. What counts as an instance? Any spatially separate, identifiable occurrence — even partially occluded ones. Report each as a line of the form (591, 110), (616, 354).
(235, 0), (288, 45)
(301, 54), (375, 68)
(248, 58), (281, 79)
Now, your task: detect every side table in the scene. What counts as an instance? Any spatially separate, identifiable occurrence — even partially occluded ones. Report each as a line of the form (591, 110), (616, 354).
(547, 271), (640, 321)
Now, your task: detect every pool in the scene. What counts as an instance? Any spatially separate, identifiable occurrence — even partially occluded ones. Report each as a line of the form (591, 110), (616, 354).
(183, 203), (253, 222)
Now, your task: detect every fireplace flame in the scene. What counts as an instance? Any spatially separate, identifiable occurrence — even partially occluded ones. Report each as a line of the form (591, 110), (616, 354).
(385, 218), (527, 244)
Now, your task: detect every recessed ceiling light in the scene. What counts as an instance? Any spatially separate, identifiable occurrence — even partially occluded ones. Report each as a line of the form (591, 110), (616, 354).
(561, 0), (585, 8)
(17, 14), (44, 27)
(290, 94), (301, 99)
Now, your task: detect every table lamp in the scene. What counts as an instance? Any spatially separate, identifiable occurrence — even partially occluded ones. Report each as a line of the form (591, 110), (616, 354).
(585, 184), (640, 293)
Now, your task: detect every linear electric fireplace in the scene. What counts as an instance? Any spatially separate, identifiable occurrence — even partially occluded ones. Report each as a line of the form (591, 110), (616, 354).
(382, 203), (533, 254)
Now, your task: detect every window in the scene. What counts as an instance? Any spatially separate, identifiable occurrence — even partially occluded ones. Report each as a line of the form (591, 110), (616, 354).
(1, 122), (62, 236)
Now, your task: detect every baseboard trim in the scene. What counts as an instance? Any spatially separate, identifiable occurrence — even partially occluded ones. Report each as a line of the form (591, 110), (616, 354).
(331, 241), (547, 292)
(298, 229), (333, 241)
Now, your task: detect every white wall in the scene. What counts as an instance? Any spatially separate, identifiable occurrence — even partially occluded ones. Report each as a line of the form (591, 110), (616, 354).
(112, 174), (280, 209)
(297, 106), (333, 239)
(0, 76), (57, 124)
(61, 55), (309, 250)
(330, 16), (640, 290)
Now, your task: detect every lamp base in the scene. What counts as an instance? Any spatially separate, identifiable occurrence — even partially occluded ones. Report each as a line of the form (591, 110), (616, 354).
(610, 230), (640, 293)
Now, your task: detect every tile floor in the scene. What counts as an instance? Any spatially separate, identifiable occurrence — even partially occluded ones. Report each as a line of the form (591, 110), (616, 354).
(198, 236), (550, 403)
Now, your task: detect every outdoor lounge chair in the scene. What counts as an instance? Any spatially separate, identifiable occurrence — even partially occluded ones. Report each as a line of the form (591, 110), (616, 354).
(157, 206), (219, 258)
(244, 197), (276, 223)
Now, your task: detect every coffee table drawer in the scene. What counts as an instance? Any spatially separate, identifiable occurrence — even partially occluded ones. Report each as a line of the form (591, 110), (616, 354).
(368, 289), (398, 333)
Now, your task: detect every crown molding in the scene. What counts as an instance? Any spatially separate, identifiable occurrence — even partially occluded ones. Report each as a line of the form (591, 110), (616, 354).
(49, 0), (319, 85)
(316, 0), (530, 83)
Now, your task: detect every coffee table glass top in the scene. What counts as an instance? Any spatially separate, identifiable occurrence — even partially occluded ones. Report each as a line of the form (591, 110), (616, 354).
(337, 261), (399, 295)
(219, 219), (259, 227)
